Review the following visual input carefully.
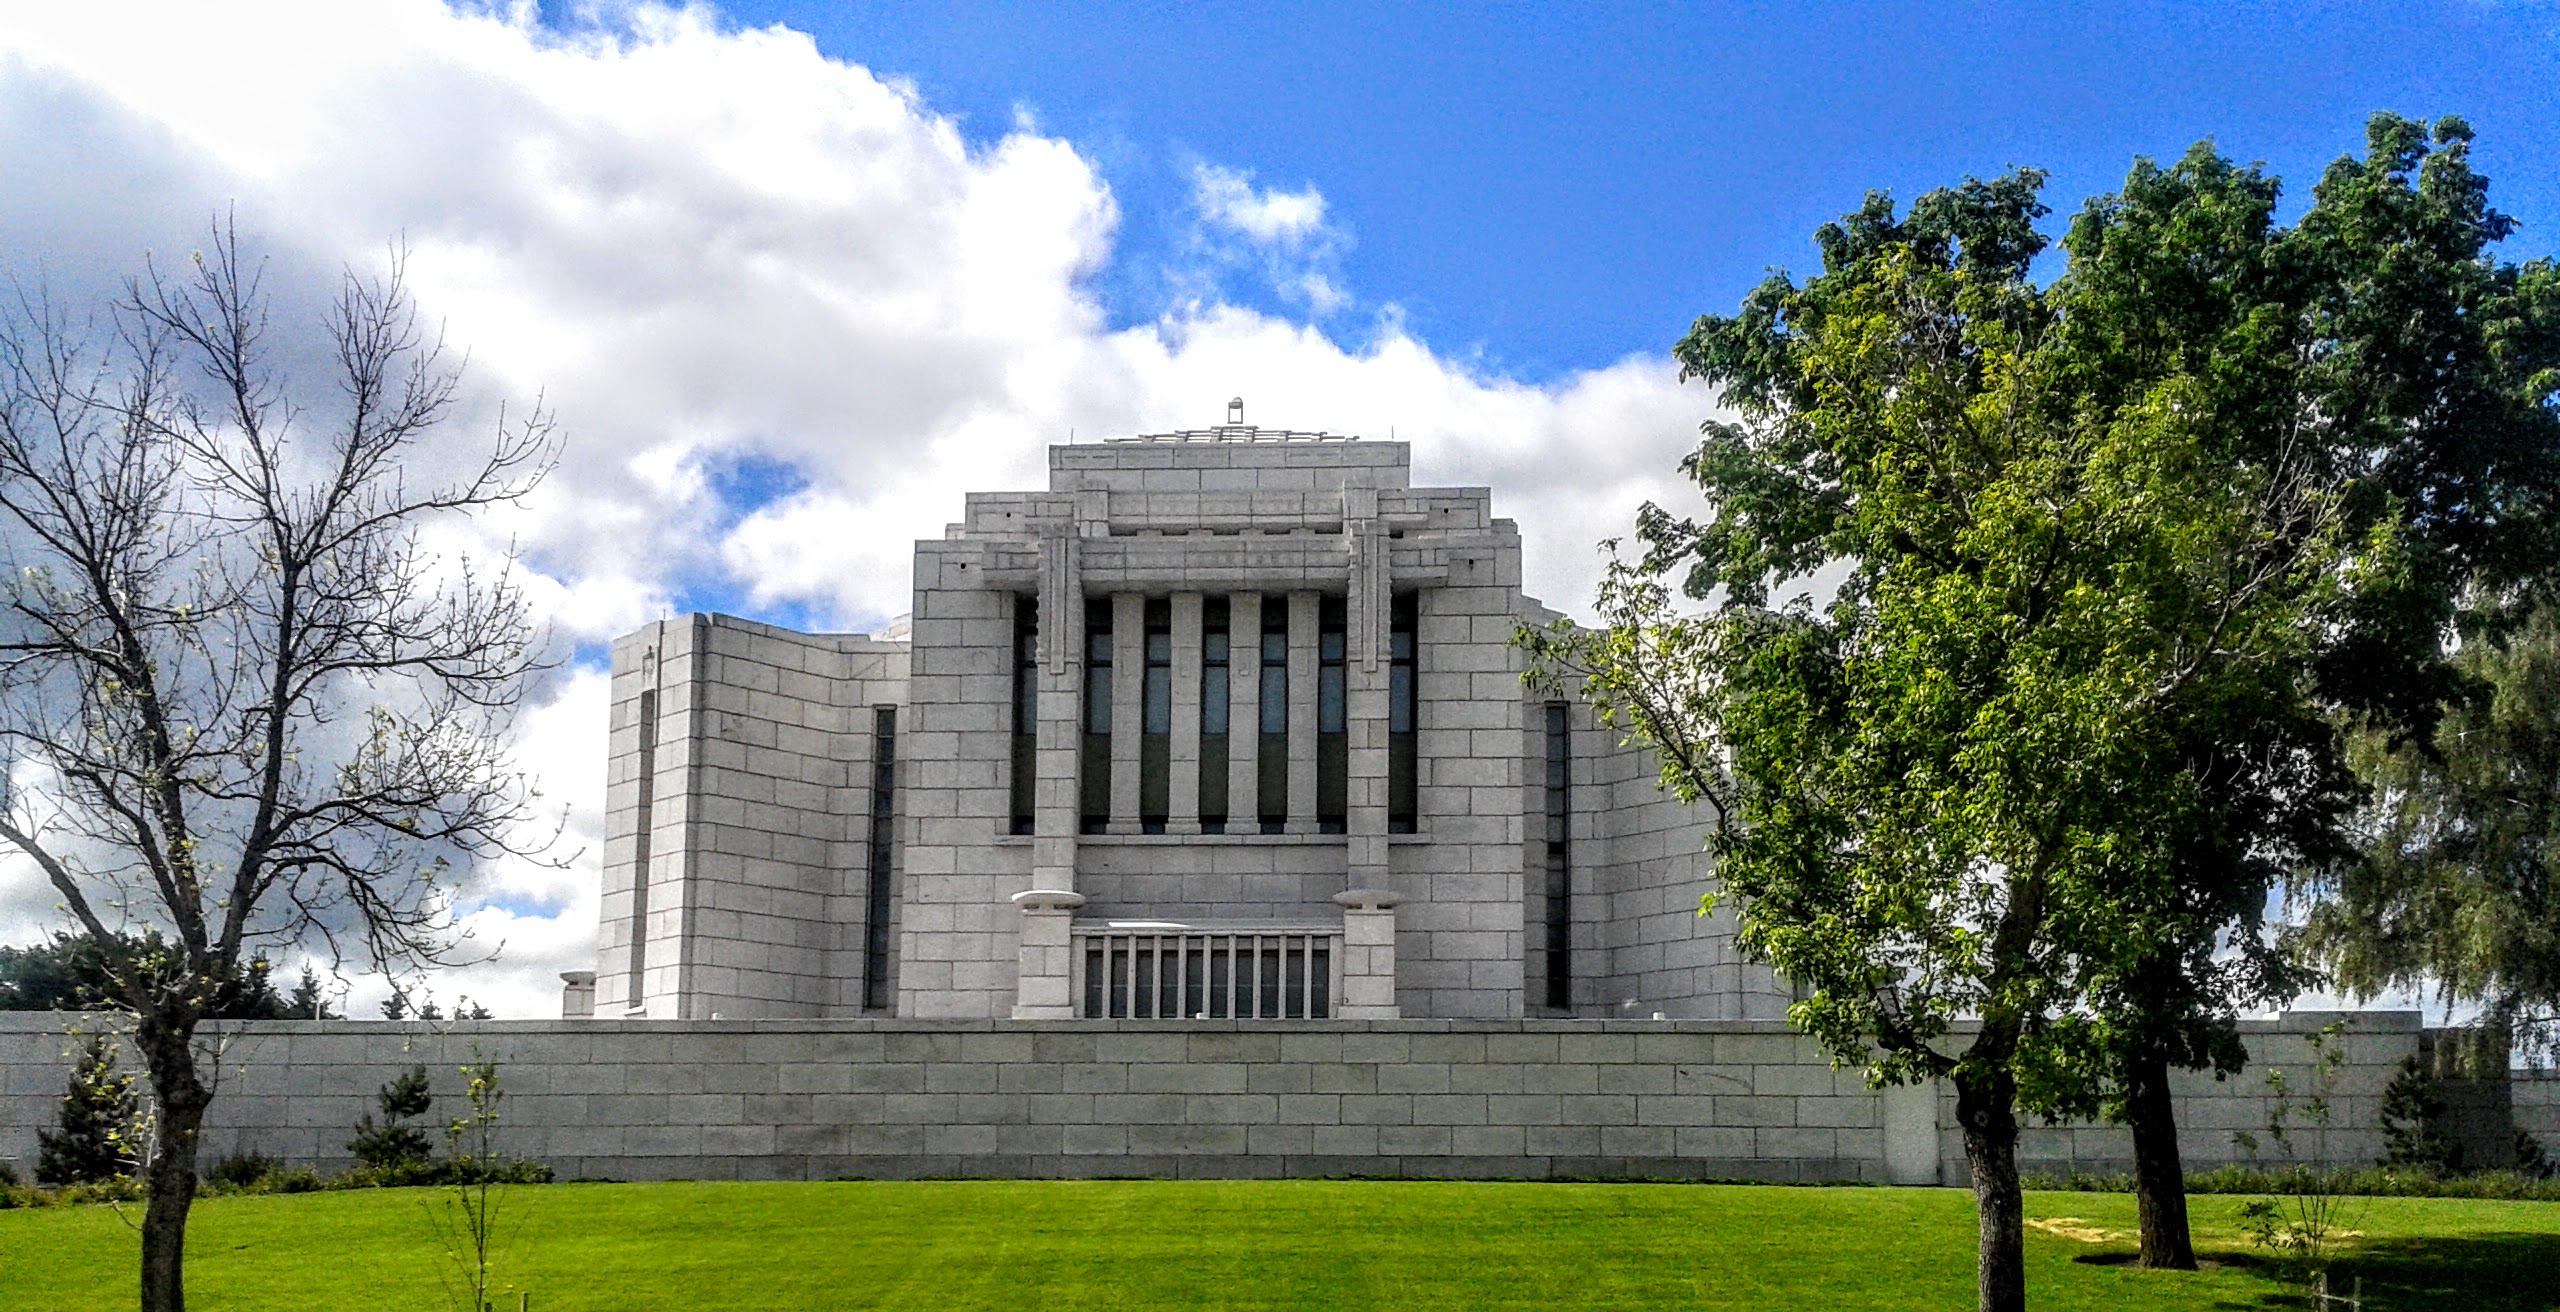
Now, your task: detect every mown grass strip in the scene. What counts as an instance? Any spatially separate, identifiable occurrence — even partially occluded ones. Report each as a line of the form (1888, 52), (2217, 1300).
(2, 1180), (2555, 1310)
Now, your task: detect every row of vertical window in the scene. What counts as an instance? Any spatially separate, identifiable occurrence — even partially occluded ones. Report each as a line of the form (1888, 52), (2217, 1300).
(1007, 594), (1416, 836)
(1542, 700), (1572, 1012)
(863, 705), (898, 1011)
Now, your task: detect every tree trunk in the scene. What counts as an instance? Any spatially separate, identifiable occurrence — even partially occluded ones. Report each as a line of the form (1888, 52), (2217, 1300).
(2126, 1051), (2198, 1270)
(138, 1023), (207, 1312)
(1956, 1063), (2028, 1312)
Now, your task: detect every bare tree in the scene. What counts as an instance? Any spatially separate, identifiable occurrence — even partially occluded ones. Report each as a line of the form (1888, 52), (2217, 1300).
(0, 218), (554, 1312)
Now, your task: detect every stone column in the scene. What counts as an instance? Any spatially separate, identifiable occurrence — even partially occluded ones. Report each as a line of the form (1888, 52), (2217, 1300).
(1883, 1080), (1942, 1185)
(1110, 591), (1144, 833)
(1334, 889), (1400, 1019)
(1228, 591), (1263, 830)
(1018, 525), (1086, 1019)
(1344, 493), (1390, 888)
(1169, 592), (1203, 834)
(1011, 889), (1086, 1019)
(1287, 591), (1320, 834)
(558, 970), (597, 1019)
(1031, 526), (1083, 888)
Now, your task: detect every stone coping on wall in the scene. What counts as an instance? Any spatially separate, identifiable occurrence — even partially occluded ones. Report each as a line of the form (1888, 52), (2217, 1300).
(0, 1010), (2419, 1037)
(0, 1010), (2427, 1186)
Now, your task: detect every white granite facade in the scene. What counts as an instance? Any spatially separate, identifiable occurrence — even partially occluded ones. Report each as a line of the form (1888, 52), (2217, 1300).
(589, 420), (1789, 1023)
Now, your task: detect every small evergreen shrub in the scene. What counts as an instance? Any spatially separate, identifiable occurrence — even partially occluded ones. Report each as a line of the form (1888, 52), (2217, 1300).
(208, 1152), (282, 1189)
(202, 1153), (324, 1195)
(2379, 1055), (2459, 1170)
(348, 1065), (435, 1170)
(259, 1166), (323, 1194)
(2517, 1130), (2553, 1181)
(37, 1035), (136, 1186)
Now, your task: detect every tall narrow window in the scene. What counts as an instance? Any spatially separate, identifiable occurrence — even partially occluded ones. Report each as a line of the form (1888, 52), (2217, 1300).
(628, 684), (659, 1005)
(1009, 595), (1038, 836)
(1543, 701), (1572, 1011)
(1256, 598), (1288, 833)
(1140, 597), (1172, 833)
(1316, 595), (1347, 833)
(1080, 598), (1113, 835)
(1389, 592), (1418, 834)
(1199, 597), (1230, 833)
(862, 705), (899, 1011)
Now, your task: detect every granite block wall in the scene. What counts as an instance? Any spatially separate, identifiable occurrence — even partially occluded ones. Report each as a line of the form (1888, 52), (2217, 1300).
(2516, 1071), (2560, 1148)
(1393, 578), (1530, 1019)
(599, 616), (912, 1020)
(897, 538), (1026, 1020)
(0, 1013), (2420, 1186)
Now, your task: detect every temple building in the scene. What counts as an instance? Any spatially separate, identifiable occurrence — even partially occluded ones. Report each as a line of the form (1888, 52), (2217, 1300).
(584, 408), (1788, 1023)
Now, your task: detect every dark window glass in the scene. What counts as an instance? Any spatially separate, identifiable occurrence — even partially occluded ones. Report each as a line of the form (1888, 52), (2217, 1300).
(863, 705), (899, 1011)
(1259, 631), (1288, 733)
(1543, 701), (1572, 1011)
(1257, 598), (1288, 831)
(629, 686), (659, 1004)
(1010, 596), (1038, 835)
(1317, 595), (1347, 832)
(1081, 598), (1113, 834)
(1389, 592), (1417, 833)
(1140, 597), (1171, 831)
(1201, 597), (1230, 830)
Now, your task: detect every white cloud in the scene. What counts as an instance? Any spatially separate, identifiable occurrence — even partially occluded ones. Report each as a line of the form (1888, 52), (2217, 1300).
(0, 1), (1722, 1012)
(1180, 161), (1355, 317)
(1192, 163), (1330, 247)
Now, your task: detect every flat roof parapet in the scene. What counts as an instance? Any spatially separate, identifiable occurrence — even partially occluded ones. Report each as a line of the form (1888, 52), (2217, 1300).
(1108, 423), (1355, 444)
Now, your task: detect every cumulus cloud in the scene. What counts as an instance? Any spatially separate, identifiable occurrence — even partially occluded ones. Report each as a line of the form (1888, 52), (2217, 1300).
(0, 1), (1722, 1014)
(1192, 163), (1330, 247)
(1178, 162), (1354, 316)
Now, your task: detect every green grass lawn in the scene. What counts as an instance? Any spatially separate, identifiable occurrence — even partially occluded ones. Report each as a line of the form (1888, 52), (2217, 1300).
(3, 1180), (2555, 1310)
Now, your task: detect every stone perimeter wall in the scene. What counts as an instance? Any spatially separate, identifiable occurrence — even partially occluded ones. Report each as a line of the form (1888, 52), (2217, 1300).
(0, 1013), (2416, 1186)
(2518, 1072), (2560, 1146)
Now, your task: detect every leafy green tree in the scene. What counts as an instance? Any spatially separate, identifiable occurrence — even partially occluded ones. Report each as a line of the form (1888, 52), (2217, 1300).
(1531, 113), (2554, 1307)
(1539, 165), (2317, 1311)
(37, 1034), (139, 1185)
(2032, 142), (2348, 1273)
(2310, 599), (2560, 1061)
(2042, 112), (2558, 1264)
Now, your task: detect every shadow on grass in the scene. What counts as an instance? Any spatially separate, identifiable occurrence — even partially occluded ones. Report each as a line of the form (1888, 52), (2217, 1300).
(2099, 1232), (2560, 1311)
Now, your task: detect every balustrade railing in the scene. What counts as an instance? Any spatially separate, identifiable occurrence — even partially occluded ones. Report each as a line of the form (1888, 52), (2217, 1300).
(1072, 924), (1339, 1019)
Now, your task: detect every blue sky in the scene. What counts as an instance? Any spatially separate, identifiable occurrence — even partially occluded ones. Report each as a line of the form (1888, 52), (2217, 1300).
(593, 1), (2560, 382)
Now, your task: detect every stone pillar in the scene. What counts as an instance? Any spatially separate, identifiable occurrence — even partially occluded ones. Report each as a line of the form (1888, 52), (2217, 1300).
(1882, 1080), (1942, 1185)
(1031, 527), (1083, 890)
(1228, 590), (1263, 829)
(1169, 592), (1203, 834)
(1109, 591), (1144, 832)
(1335, 889), (1400, 1019)
(558, 970), (597, 1019)
(1286, 591), (1320, 834)
(1344, 493), (1390, 888)
(1010, 889), (1086, 1019)
(1019, 526), (1085, 1018)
